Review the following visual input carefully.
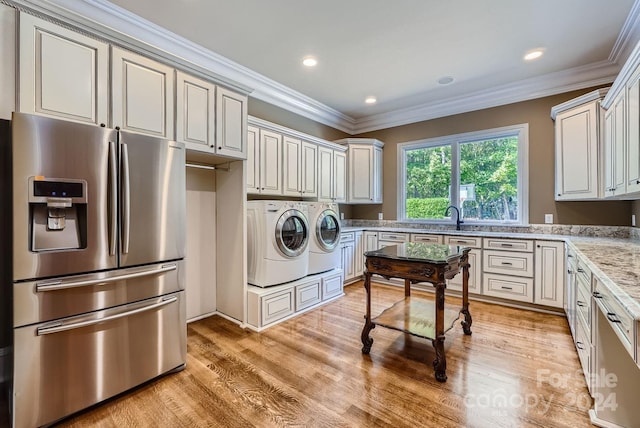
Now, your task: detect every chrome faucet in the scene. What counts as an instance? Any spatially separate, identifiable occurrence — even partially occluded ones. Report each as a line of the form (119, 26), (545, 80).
(444, 205), (463, 230)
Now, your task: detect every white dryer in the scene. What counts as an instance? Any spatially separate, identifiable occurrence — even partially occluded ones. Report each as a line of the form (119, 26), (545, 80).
(247, 200), (310, 287)
(306, 202), (341, 275)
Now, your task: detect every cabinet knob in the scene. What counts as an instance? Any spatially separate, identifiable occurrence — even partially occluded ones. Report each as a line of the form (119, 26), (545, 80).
(218, 147), (222, 150)
(557, 193), (561, 197)
(636, 180), (640, 184)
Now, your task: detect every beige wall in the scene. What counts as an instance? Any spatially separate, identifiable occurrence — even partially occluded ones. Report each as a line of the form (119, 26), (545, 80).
(249, 88), (633, 226)
(248, 98), (350, 141)
(351, 87), (632, 226)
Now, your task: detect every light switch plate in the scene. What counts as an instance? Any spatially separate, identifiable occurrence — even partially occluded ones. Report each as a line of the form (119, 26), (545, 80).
(544, 214), (553, 224)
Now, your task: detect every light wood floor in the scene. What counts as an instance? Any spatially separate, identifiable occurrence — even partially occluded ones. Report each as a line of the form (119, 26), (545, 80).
(55, 282), (593, 428)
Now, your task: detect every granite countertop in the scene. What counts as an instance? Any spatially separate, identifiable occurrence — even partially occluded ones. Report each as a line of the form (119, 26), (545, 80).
(340, 224), (640, 318)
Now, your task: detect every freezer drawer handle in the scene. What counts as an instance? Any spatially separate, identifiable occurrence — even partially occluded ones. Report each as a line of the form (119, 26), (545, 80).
(36, 296), (178, 336)
(35, 264), (178, 292)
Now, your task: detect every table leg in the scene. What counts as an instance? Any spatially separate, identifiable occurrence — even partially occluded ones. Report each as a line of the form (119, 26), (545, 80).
(361, 271), (375, 354)
(432, 281), (447, 382)
(404, 278), (410, 297)
(461, 259), (473, 335)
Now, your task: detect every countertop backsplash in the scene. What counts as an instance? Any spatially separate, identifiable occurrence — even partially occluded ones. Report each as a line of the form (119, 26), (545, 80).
(340, 220), (633, 239)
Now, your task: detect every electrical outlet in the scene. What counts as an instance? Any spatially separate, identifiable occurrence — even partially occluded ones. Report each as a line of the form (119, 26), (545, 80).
(378, 212), (383, 220)
(340, 212), (345, 220)
(544, 214), (553, 224)
(632, 214), (636, 227)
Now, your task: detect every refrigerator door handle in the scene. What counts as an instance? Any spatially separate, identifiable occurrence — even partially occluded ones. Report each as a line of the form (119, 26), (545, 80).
(36, 296), (178, 336)
(108, 141), (118, 255)
(121, 142), (131, 254)
(35, 263), (178, 292)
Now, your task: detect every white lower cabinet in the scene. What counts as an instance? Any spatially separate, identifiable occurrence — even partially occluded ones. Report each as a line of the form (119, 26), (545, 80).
(340, 232), (356, 283)
(534, 241), (565, 308)
(353, 231), (364, 278)
(481, 237), (534, 303)
(247, 269), (343, 331)
(447, 248), (481, 294)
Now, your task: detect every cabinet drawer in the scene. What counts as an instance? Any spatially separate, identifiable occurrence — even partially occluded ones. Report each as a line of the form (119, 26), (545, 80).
(483, 250), (534, 277)
(378, 232), (409, 242)
(262, 289), (294, 325)
(575, 258), (592, 287)
(575, 276), (592, 334)
(575, 315), (592, 390)
(483, 273), (533, 303)
(410, 233), (443, 244)
(483, 238), (533, 252)
(594, 280), (634, 355)
(322, 271), (344, 300)
(340, 232), (355, 243)
(444, 235), (482, 248)
(295, 281), (321, 311)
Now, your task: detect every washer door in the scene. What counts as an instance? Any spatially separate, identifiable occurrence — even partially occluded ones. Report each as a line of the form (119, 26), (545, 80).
(275, 209), (309, 258)
(316, 210), (340, 251)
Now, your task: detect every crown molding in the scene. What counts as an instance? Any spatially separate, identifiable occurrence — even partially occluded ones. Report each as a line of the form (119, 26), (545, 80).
(609, 0), (640, 64)
(550, 88), (610, 120)
(603, 38), (640, 108)
(248, 115), (347, 151)
(5, 0), (632, 135)
(351, 60), (619, 134)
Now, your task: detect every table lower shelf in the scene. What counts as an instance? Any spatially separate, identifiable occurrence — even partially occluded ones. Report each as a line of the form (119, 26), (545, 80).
(372, 297), (462, 340)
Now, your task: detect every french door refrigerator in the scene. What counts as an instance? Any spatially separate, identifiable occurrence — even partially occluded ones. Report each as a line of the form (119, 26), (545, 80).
(11, 112), (186, 428)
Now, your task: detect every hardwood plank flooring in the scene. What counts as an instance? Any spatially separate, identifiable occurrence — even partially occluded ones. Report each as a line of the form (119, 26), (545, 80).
(53, 282), (592, 428)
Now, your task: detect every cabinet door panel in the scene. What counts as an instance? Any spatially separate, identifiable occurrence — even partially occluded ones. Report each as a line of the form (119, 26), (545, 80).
(19, 13), (108, 125)
(534, 241), (564, 308)
(301, 142), (318, 197)
(216, 87), (247, 159)
(333, 151), (347, 202)
(318, 147), (334, 201)
(176, 71), (214, 152)
(350, 146), (373, 202)
(259, 130), (282, 194)
(627, 67), (640, 193)
(246, 125), (260, 193)
(283, 136), (301, 196)
(112, 47), (174, 138)
(613, 94), (626, 195)
(555, 104), (598, 199)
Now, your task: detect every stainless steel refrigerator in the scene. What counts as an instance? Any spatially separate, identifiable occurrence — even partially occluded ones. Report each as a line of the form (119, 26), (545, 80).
(10, 112), (187, 428)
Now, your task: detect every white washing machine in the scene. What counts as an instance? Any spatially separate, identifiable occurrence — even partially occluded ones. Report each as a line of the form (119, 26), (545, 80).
(306, 202), (341, 274)
(247, 200), (310, 287)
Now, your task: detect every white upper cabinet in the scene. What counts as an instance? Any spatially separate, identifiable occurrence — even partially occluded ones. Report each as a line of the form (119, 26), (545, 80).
(216, 86), (247, 159)
(176, 71), (215, 152)
(333, 149), (347, 203)
(625, 64), (640, 194)
(246, 125), (260, 193)
(283, 136), (318, 197)
(18, 13), (108, 125)
(253, 129), (282, 195)
(317, 146), (346, 202)
(112, 47), (174, 138)
(334, 138), (384, 204)
(283, 136), (302, 196)
(551, 90), (607, 200)
(301, 141), (318, 198)
(603, 91), (626, 197)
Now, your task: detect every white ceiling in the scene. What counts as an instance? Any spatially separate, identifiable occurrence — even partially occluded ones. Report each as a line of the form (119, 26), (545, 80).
(102, 0), (638, 132)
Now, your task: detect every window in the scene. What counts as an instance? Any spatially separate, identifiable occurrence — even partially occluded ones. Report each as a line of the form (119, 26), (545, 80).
(398, 124), (528, 225)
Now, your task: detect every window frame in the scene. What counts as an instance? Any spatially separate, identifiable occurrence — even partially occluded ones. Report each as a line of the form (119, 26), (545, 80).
(397, 123), (529, 226)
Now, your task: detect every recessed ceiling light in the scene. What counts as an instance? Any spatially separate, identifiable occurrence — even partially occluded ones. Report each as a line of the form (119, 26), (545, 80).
(365, 96), (377, 104)
(524, 49), (544, 61)
(302, 56), (317, 67)
(438, 76), (454, 85)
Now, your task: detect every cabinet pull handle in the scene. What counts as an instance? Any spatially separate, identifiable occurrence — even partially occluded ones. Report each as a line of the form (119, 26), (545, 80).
(455, 240), (468, 243)
(500, 243), (513, 247)
(567, 254), (573, 258)
(592, 291), (603, 299)
(636, 179), (640, 184)
(501, 262), (513, 266)
(577, 268), (584, 273)
(567, 269), (573, 274)
(576, 341), (585, 350)
(606, 312), (622, 323)
(576, 301), (585, 307)
(500, 286), (513, 290)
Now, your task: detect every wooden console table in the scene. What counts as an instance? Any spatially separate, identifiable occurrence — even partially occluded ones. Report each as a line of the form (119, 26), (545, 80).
(361, 242), (472, 382)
